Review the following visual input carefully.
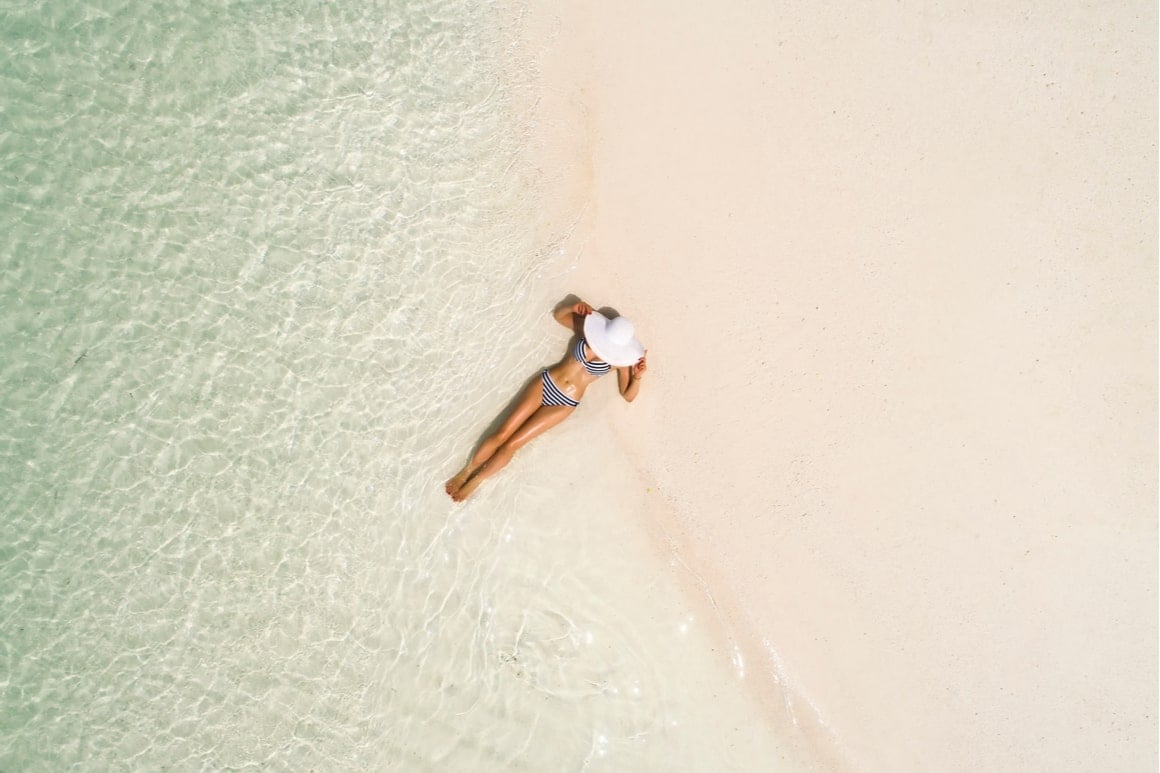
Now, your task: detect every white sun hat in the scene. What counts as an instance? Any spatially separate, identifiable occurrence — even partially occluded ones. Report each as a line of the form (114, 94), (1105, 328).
(583, 312), (645, 367)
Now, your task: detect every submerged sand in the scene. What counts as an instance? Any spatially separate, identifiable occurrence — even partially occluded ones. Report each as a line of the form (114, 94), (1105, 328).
(520, 1), (1158, 770)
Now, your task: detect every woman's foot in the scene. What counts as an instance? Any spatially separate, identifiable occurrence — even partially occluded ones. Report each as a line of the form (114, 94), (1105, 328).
(445, 467), (473, 498)
(451, 474), (483, 502)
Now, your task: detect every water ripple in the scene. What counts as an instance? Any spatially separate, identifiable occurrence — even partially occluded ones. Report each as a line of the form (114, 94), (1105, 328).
(0, 0), (798, 770)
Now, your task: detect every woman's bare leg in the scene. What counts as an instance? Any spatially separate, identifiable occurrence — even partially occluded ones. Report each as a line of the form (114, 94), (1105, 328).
(452, 404), (572, 502)
(446, 377), (545, 497)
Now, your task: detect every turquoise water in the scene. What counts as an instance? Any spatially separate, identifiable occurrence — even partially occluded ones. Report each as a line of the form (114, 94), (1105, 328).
(0, 1), (801, 769)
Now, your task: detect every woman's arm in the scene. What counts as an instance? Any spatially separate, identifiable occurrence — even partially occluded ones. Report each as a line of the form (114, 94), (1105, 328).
(553, 300), (593, 334)
(617, 355), (648, 402)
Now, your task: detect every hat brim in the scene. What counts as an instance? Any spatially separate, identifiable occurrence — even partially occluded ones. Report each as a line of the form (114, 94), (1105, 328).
(583, 313), (645, 367)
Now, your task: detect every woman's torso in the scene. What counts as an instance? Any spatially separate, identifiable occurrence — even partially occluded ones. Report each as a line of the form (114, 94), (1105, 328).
(545, 339), (610, 402)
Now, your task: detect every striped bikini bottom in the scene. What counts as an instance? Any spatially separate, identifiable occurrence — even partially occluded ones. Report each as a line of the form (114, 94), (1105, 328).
(541, 370), (579, 408)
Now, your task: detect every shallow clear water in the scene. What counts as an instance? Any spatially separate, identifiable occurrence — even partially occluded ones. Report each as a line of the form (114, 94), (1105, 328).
(0, 0), (801, 769)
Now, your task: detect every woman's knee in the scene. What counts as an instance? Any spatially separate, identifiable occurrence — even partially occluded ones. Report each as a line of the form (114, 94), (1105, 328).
(493, 439), (522, 464)
(482, 430), (508, 452)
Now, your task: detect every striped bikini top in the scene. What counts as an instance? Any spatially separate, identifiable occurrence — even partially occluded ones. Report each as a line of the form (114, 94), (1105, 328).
(574, 338), (611, 376)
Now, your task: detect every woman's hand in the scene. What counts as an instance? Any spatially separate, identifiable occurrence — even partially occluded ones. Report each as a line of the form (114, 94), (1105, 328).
(631, 353), (647, 379)
(554, 299), (592, 330)
(619, 352), (647, 402)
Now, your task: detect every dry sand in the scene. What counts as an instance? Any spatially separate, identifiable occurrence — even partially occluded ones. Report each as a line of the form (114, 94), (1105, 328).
(519, 1), (1157, 770)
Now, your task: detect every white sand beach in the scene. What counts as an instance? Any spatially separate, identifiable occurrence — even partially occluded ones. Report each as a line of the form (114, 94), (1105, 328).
(520, 1), (1158, 769)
